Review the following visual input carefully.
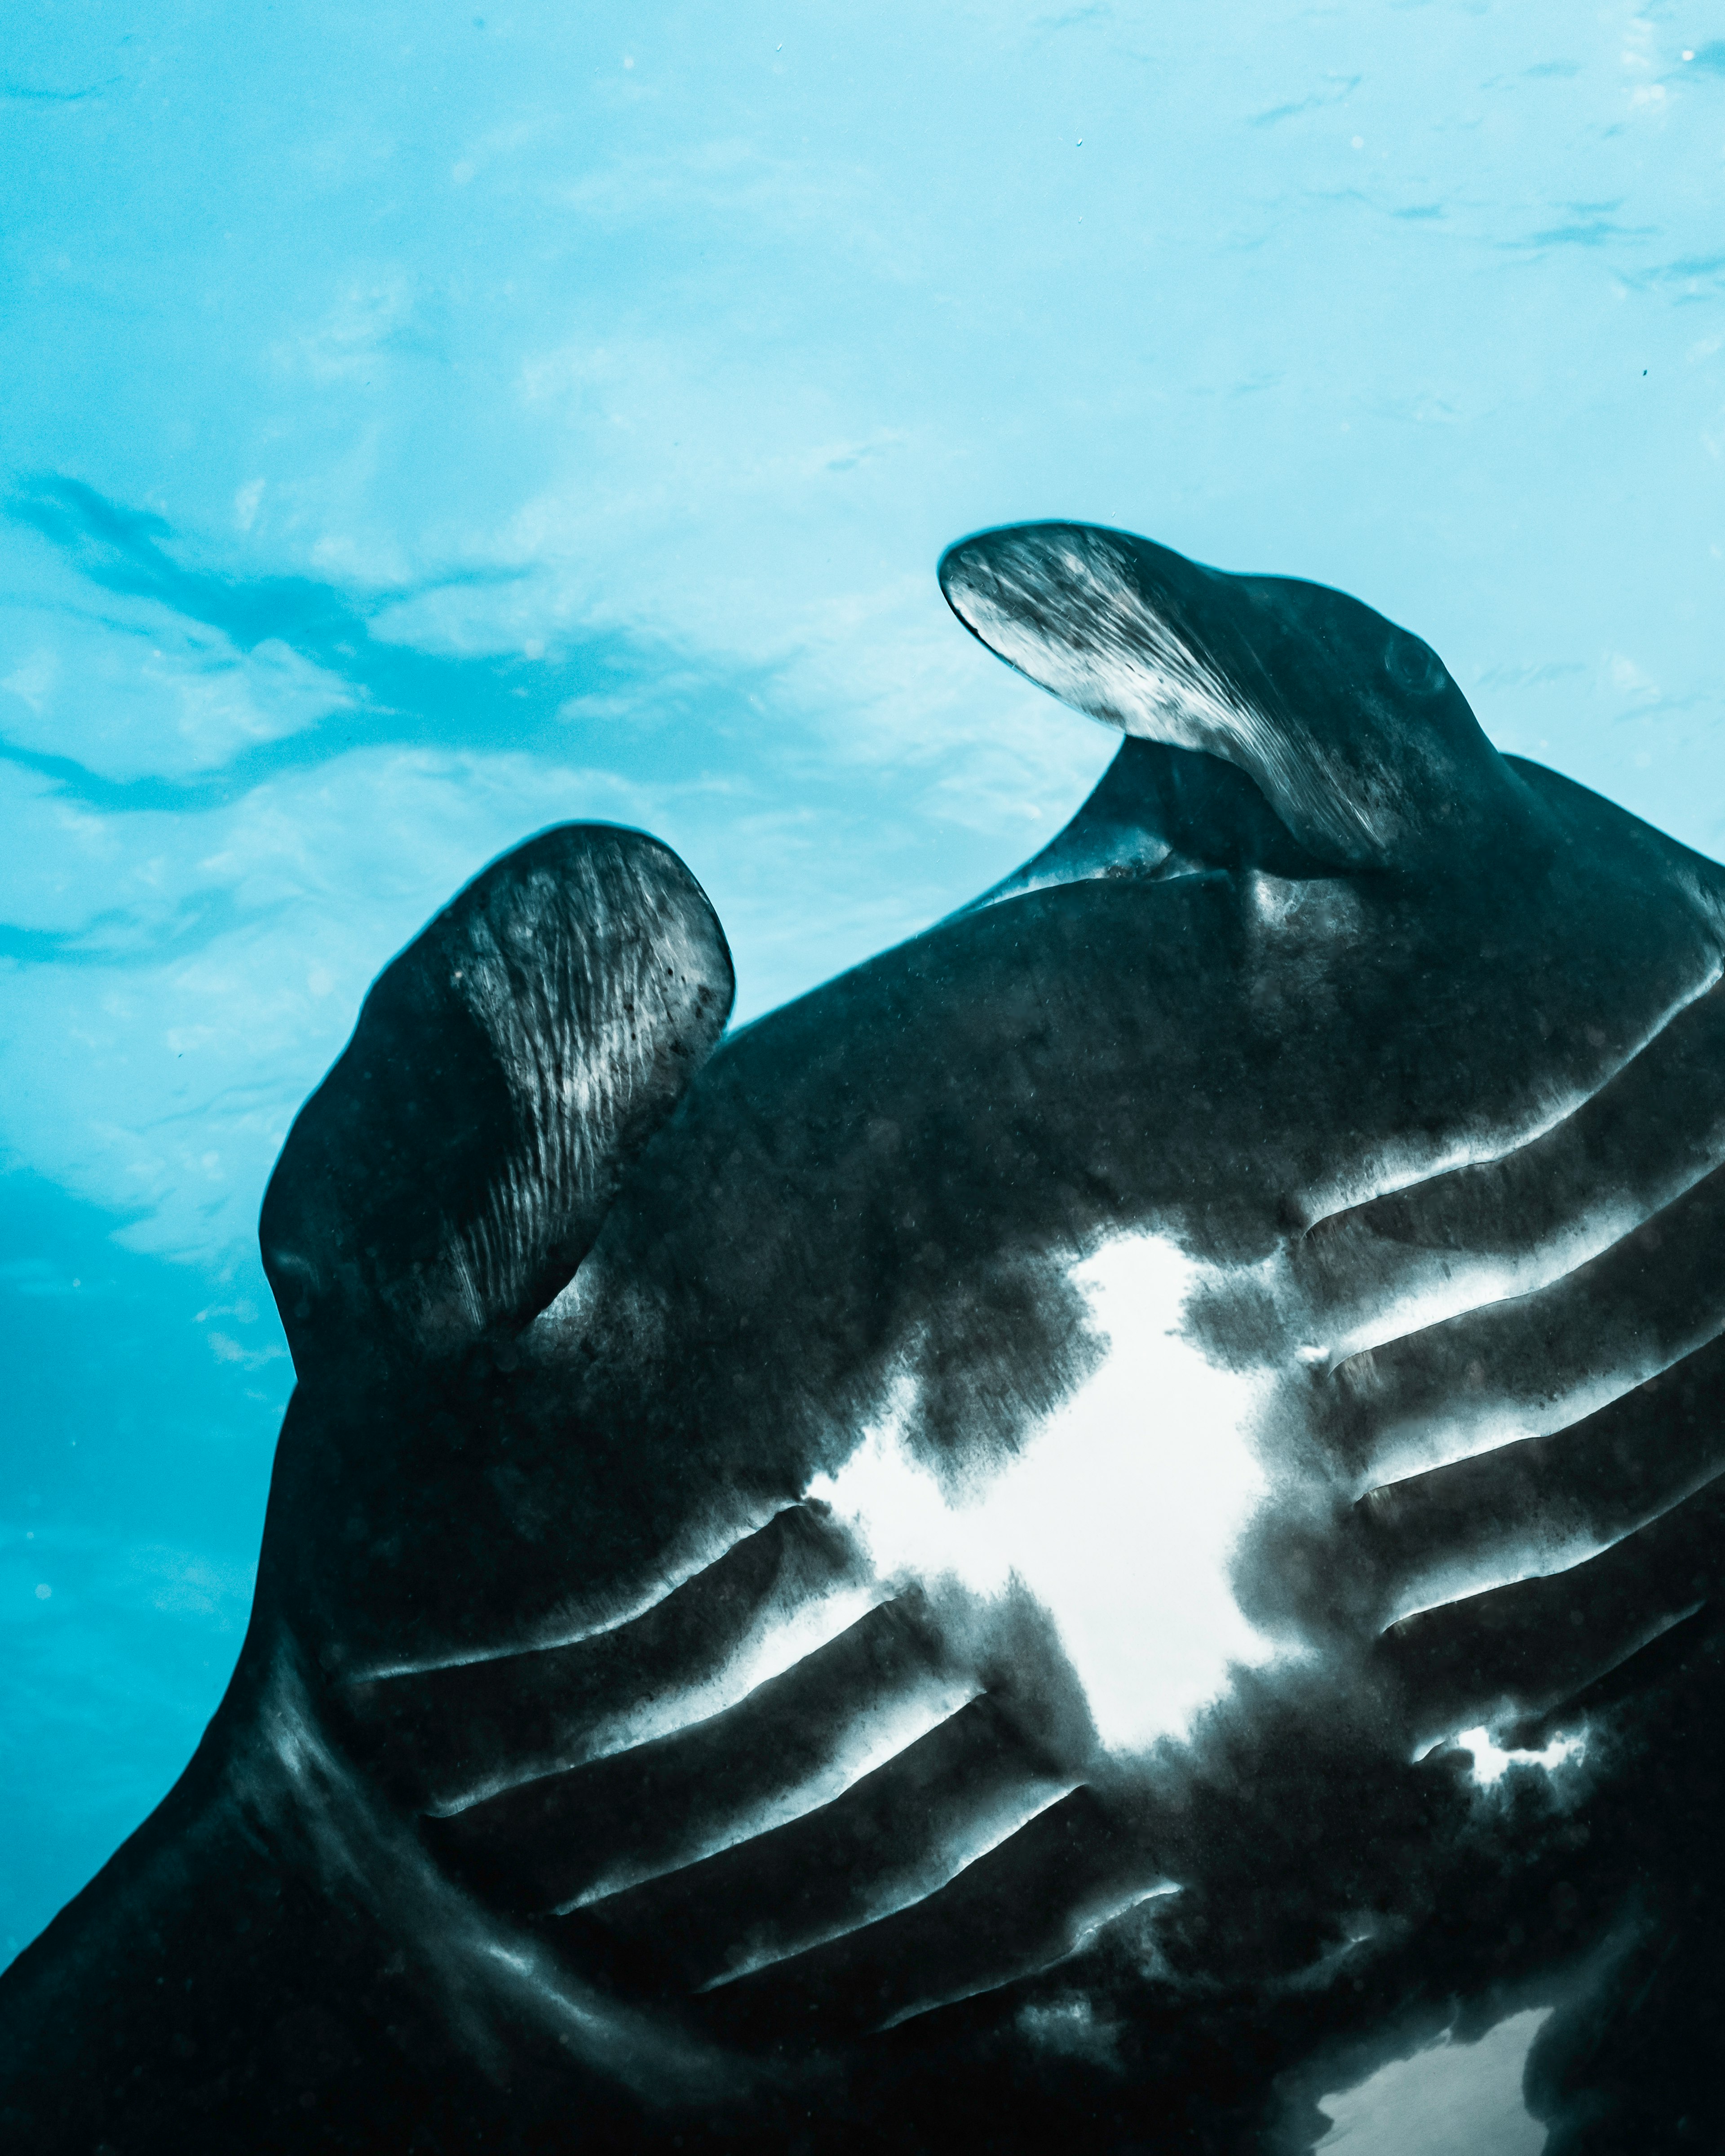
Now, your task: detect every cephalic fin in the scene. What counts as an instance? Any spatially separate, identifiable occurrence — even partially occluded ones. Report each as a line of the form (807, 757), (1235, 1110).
(260, 824), (734, 1376)
(940, 521), (1525, 872)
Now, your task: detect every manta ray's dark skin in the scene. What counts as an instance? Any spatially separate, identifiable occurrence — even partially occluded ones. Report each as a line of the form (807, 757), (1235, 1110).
(6, 523), (1725, 2153)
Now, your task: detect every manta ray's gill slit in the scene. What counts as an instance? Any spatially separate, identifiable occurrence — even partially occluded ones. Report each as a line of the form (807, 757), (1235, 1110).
(341, 1507), (888, 1817)
(1294, 947), (1725, 1272)
(1305, 1061), (1725, 1374)
(465, 1937), (749, 2102)
(553, 1674), (981, 1911)
(689, 1770), (1083, 1993)
(569, 1578), (891, 1772)
(1340, 1242), (1725, 1497)
(411, 1567), (890, 1820)
(1377, 1531), (1619, 1637)
(1067, 1879), (1183, 1959)
(343, 1497), (861, 1686)
(1310, 1212), (1645, 1374)
(1363, 1448), (1725, 1635)
(1392, 1579), (1711, 1763)
(419, 1594), (984, 1915)
(871, 1880), (1184, 2037)
(808, 1235), (1280, 1756)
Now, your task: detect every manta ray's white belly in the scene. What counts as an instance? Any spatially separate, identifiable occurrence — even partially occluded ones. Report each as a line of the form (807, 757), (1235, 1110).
(809, 1235), (1280, 1756)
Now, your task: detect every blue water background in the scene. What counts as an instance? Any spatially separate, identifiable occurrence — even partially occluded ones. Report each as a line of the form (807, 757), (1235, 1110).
(2, 2), (1721, 1965)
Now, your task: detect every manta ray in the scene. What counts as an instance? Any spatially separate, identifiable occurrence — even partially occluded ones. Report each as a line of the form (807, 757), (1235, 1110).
(5, 524), (1725, 2154)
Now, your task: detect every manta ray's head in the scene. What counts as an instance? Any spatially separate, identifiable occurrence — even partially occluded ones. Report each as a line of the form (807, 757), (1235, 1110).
(939, 522), (1517, 871)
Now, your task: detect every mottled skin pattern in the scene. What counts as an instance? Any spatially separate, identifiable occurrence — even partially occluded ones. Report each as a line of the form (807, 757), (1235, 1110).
(4, 524), (1725, 2153)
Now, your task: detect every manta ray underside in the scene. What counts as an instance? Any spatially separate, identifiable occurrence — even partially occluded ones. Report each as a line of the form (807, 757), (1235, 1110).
(5, 524), (1725, 2155)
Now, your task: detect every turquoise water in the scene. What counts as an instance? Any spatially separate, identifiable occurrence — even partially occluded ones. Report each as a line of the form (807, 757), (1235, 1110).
(2, 0), (1720, 1967)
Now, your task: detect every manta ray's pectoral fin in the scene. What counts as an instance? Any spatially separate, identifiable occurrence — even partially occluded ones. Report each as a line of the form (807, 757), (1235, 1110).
(939, 521), (1526, 871)
(260, 824), (734, 1376)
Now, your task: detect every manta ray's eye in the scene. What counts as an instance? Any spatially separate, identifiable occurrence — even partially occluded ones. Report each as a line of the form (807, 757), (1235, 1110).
(1383, 631), (1447, 696)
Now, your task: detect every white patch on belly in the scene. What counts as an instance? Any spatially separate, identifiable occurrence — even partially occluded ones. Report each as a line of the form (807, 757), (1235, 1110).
(809, 1234), (1278, 1754)
(1314, 2006), (1552, 2156)
(1452, 1725), (1585, 1786)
